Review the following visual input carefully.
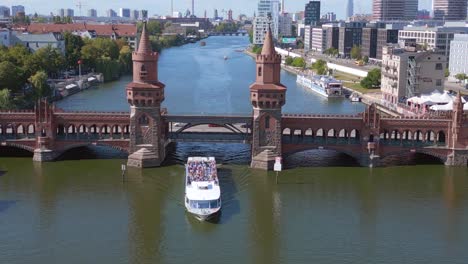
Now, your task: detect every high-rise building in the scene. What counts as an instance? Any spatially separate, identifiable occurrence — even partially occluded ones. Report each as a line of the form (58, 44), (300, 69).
(119, 8), (131, 18)
(322, 12), (336, 22)
(338, 22), (366, 57)
(65, 9), (74, 17)
(131, 10), (139, 20)
(381, 45), (446, 103)
(449, 34), (468, 78)
(311, 27), (327, 53)
(346, 0), (354, 19)
(228, 9), (233, 21)
(11, 5), (25, 17)
(57, 8), (65, 17)
(433, 0), (467, 21)
(107, 9), (117, 18)
(362, 23), (399, 59)
(417, 9), (431, 20)
(323, 24), (340, 50)
(404, 0), (418, 20)
(214, 9), (218, 19)
(304, 1), (320, 26)
(278, 14), (292, 37)
(372, 0), (406, 21)
(139, 10), (148, 20)
(87, 9), (98, 18)
(0, 6), (9, 17)
(398, 25), (468, 58)
(253, 0), (280, 44)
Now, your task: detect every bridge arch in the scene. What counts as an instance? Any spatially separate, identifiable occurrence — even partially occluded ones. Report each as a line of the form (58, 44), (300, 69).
(381, 149), (447, 165)
(283, 146), (362, 167)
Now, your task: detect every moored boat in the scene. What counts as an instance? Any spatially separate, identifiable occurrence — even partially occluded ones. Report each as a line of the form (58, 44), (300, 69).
(296, 74), (344, 98)
(184, 157), (221, 221)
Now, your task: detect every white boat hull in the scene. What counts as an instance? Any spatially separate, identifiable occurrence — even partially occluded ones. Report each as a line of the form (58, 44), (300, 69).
(296, 75), (344, 98)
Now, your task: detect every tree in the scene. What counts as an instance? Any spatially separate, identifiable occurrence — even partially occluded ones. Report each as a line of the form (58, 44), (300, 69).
(252, 45), (262, 54)
(119, 46), (133, 74)
(80, 43), (100, 69)
(138, 20), (163, 35)
(30, 46), (66, 77)
(64, 32), (84, 68)
(291, 57), (306, 68)
(285, 56), (294, 66)
(455, 73), (467, 82)
(445, 68), (450, 78)
(248, 29), (253, 44)
(311, 59), (328, 75)
(0, 89), (14, 110)
(360, 68), (381, 89)
(363, 56), (369, 63)
(324, 48), (338, 56)
(28, 71), (51, 100)
(351, 45), (362, 60)
(0, 61), (24, 92)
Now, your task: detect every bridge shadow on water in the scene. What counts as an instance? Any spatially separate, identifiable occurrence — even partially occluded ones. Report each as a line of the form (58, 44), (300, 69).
(0, 146), (33, 157)
(380, 153), (444, 167)
(56, 146), (128, 161)
(163, 142), (251, 166)
(284, 149), (361, 169)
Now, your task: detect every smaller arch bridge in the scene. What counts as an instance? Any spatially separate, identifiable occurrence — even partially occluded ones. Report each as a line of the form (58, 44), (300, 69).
(164, 114), (252, 143)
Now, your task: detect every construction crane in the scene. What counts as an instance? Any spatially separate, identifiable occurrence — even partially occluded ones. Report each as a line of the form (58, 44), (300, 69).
(76, 1), (87, 17)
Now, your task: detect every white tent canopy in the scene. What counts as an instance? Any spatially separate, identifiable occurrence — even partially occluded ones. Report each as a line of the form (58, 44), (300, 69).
(410, 91), (466, 109)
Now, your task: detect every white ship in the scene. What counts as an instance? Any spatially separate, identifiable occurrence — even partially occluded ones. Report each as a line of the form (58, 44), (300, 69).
(184, 157), (221, 221)
(296, 74), (344, 98)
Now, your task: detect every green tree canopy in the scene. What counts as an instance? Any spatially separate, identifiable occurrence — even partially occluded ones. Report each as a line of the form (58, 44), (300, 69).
(311, 59), (328, 75)
(0, 89), (14, 110)
(64, 32), (84, 68)
(0, 61), (24, 92)
(29, 70), (51, 100)
(350, 45), (362, 60)
(455, 73), (467, 82)
(360, 68), (381, 89)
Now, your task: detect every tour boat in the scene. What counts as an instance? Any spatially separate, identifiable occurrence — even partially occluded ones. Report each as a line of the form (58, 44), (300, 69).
(185, 157), (221, 221)
(296, 74), (344, 98)
(224, 56), (228, 60)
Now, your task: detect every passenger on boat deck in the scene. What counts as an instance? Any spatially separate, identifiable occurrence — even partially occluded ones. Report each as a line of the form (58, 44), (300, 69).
(188, 161), (217, 181)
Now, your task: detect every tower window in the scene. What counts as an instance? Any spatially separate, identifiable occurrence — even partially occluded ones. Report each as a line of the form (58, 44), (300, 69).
(139, 115), (149, 125)
(140, 65), (148, 79)
(258, 67), (262, 77)
(265, 116), (270, 129)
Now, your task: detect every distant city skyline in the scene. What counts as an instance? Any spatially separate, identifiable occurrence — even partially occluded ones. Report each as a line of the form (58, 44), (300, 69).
(4, 0), (433, 19)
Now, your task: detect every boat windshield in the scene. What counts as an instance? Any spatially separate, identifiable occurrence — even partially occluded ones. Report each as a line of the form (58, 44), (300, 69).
(189, 199), (220, 209)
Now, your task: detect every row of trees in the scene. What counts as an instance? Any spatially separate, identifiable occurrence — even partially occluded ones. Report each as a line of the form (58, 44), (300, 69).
(214, 22), (240, 33)
(0, 45), (60, 109)
(0, 33), (134, 109)
(64, 33), (133, 82)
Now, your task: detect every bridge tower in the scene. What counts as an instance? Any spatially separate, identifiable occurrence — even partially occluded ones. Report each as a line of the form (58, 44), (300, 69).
(446, 94), (468, 166)
(362, 104), (381, 167)
(33, 99), (57, 162)
(126, 22), (167, 168)
(249, 26), (287, 170)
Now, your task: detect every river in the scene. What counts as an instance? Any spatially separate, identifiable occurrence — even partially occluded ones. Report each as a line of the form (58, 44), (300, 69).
(1, 36), (467, 264)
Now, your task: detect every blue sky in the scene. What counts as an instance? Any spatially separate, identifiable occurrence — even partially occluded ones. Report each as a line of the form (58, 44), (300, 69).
(9, 0), (433, 19)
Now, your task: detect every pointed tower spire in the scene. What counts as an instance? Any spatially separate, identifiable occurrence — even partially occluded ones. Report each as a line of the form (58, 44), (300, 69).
(137, 21), (152, 54)
(261, 26), (276, 56)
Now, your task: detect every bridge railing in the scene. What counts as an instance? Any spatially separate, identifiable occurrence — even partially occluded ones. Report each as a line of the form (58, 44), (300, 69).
(282, 136), (361, 145)
(282, 113), (362, 119)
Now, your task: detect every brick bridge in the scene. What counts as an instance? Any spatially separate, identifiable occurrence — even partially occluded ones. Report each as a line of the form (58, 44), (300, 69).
(1, 24), (467, 170)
